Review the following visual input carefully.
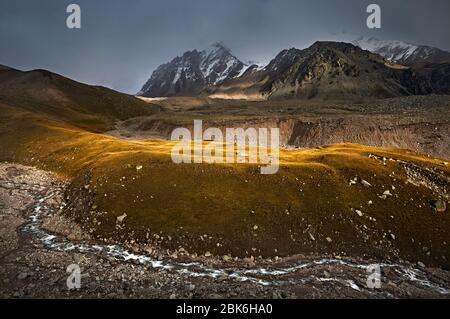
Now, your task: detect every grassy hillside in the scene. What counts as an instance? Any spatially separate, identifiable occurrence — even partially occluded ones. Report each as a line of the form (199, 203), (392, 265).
(0, 66), (159, 132)
(1, 102), (449, 268)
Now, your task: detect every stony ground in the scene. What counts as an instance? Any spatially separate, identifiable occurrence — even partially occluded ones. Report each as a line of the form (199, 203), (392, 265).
(1, 162), (449, 299)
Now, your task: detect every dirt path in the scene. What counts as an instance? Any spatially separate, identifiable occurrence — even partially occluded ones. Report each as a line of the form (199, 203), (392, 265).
(0, 162), (449, 298)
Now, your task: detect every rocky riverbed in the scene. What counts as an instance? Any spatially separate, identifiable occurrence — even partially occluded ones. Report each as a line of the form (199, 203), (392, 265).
(1, 162), (450, 299)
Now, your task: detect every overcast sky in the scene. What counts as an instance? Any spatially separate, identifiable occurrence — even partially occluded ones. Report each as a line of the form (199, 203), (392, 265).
(1, 0), (450, 94)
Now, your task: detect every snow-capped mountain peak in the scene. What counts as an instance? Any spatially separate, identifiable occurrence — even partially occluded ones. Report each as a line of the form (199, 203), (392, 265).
(199, 42), (247, 84)
(138, 43), (247, 97)
(351, 36), (450, 65)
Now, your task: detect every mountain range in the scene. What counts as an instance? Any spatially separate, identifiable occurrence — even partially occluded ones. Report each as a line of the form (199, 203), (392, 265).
(138, 38), (450, 100)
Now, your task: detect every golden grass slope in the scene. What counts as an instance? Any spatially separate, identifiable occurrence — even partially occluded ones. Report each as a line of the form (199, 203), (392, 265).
(1, 102), (449, 268)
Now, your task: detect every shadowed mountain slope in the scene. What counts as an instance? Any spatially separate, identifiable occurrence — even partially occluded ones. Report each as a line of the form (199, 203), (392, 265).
(0, 65), (159, 132)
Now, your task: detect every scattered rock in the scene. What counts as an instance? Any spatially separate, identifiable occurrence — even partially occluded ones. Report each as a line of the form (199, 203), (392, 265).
(326, 237), (333, 243)
(430, 200), (446, 213)
(116, 213), (127, 223)
(17, 272), (28, 280)
(361, 180), (372, 187)
(355, 209), (363, 217)
(272, 291), (282, 299)
(243, 257), (255, 266)
(383, 190), (393, 196)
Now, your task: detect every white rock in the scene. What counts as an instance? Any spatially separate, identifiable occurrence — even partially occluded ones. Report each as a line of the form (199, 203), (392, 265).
(116, 213), (127, 223)
(361, 180), (372, 187)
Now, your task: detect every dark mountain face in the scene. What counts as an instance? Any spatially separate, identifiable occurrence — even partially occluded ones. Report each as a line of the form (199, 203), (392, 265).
(262, 41), (413, 99)
(264, 48), (304, 76)
(400, 63), (450, 95)
(138, 43), (247, 97)
(0, 64), (14, 71)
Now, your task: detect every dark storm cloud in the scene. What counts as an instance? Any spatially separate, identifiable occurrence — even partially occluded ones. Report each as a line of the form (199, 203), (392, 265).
(1, 0), (449, 93)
